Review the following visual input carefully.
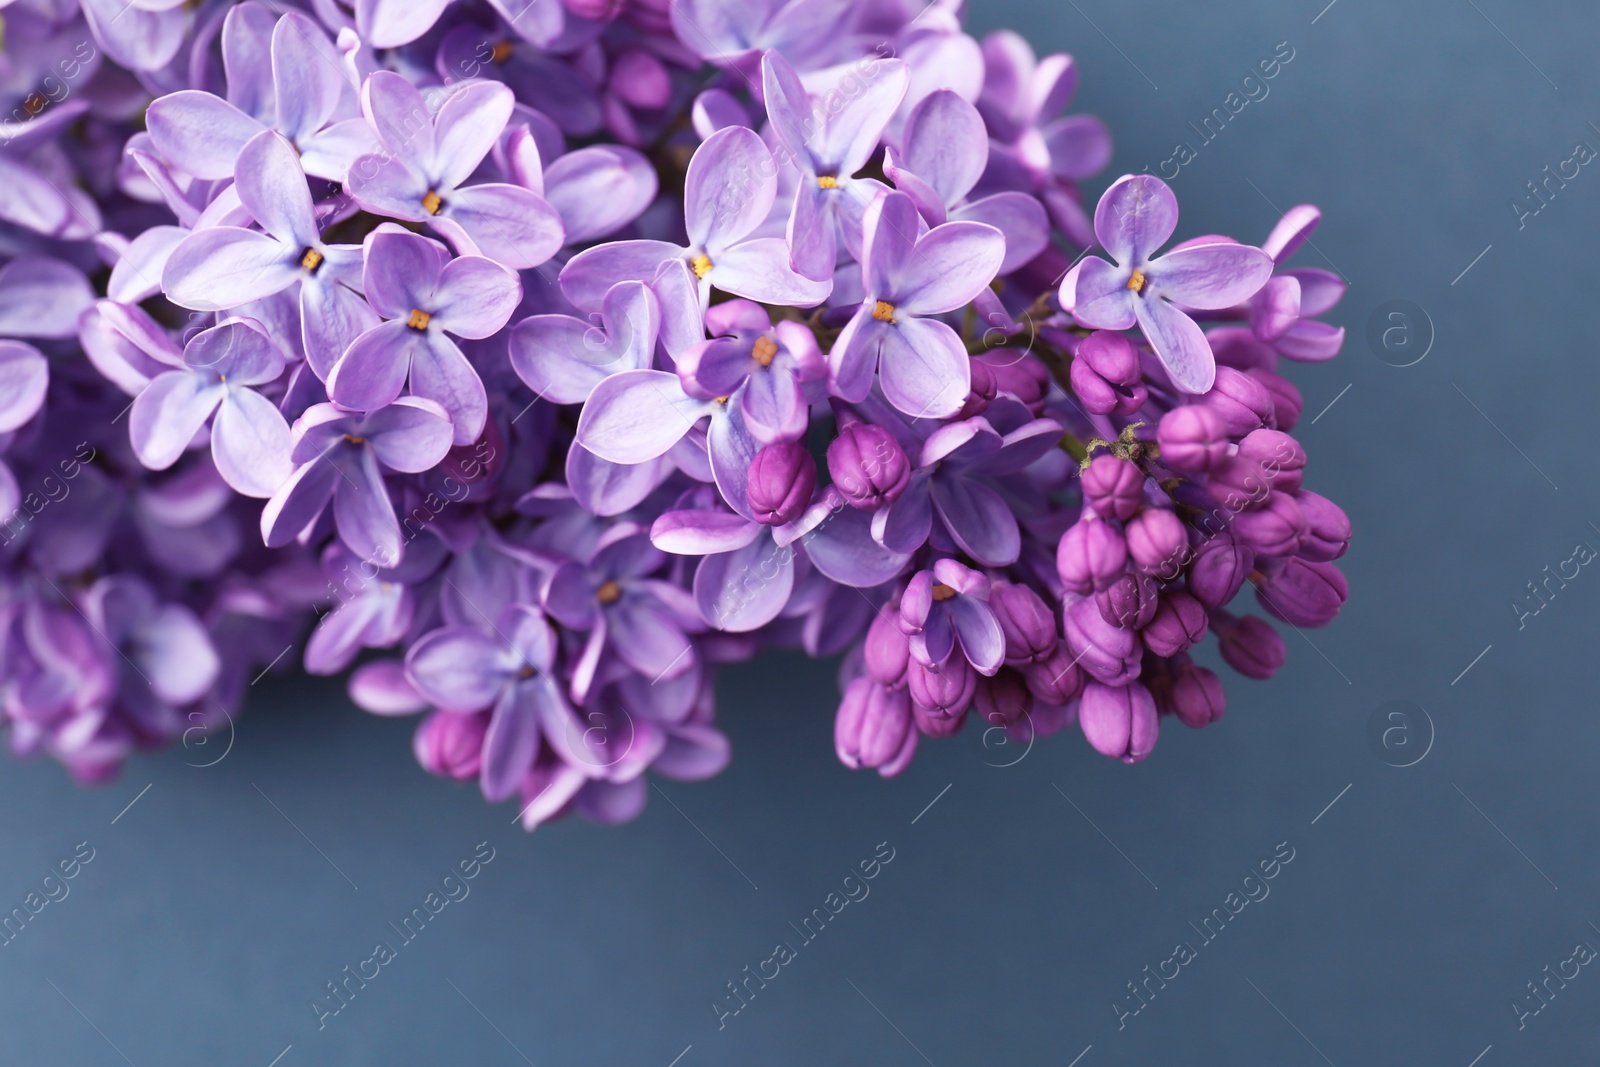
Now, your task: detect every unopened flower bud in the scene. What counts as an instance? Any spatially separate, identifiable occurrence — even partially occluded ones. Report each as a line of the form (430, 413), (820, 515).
(747, 441), (816, 525)
(1294, 490), (1350, 561)
(1057, 519), (1128, 593)
(1071, 330), (1146, 415)
(1170, 661), (1225, 728)
(975, 668), (1033, 727)
(1125, 508), (1187, 576)
(1096, 571), (1159, 629)
(828, 422), (910, 509)
(1157, 405), (1229, 473)
(1141, 591), (1208, 657)
(1209, 454), (1274, 511)
(1187, 532), (1255, 607)
(989, 580), (1058, 665)
(835, 677), (916, 774)
(1063, 597), (1140, 686)
(1230, 491), (1307, 556)
(1250, 369), (1302, 430)
(1079, 681), (1159, 763)
(1217, 614), (1286, 679)
(1200, 366), (1274, 436)
(414, 710), (486, 780)
(1238, 429), (1306, 492)
(907, 656), (975, 720)
(1081, 454), (1144, 520)
(1256, 558), (1348, 627)
(864, 600), (910, 684)
(1023, 642), (1086, 705)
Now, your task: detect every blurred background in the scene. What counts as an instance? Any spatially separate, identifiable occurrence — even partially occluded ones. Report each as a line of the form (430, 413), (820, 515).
(6, 0), (1600, 1063)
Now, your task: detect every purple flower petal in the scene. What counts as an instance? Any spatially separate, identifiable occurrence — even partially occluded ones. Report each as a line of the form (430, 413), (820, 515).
(1133, 295), (1215, 395)
(211, 388), (292, 498)
(1094, 174), (1178, 267)
(577, 370), (710, 464)
(145, 90), (264, 180)
(1151, 242), (1274, 310)
(931, 476), (1020, 566)
(877, 316), (970, 420)
(162, 227), (299, 312)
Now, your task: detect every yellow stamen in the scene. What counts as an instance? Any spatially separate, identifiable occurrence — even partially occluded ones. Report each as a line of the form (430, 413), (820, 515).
(751, 336), (778, 367)
(689, 254), (713, 279)
(422, 190), (442, 215)
(517, 664), (537, 679)
(300, 248), (324, 271)
(872, 300), (896, 323)
(713, 395), (730, 404)
(931, 583), (957, 601)
(596, 580), (622, 605)
(490, 40), (514, 63)
(23, 93), (46, 116)
(818, 175), (839, 189)
(407, 309), (432, 330)
(1126, 269), (1146, 293)
(343, 434), (366, 445)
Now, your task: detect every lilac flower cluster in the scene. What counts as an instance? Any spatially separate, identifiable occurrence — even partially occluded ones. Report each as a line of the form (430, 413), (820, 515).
(0, 0), (1349, 825)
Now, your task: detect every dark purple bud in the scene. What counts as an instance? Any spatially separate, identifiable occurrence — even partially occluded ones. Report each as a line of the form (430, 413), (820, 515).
(414, 710), (486, 780)
(1063, 597), (1141, 686)
(747, 441), (816, 525)
(912, 700), (969, 739)
(1056, 519), (1128, 593)
(1079, 681), (1159, 763)
(1171, 662), (1226, 728)
(1256, 558), (1348, 627)
(1250, 369), (1302, 430)
(1208, 454), (1274, 512)
(1217, 614), (1286, 679)
(1096, 571), (1159, 629)
(1081, 454), (1144, 521)
(1295, 490), (1351, 561)
(1125, 508), (1187, 576)
(1141, 591), (1208, 657)
(975, 668), (1033, 727)
(1238, 429), (1306, 491)
(864, 600), (911, 684)
(989, 580), (1058, 665)
(1230, 491), (1307, 557)
(835, 677), (916, 773)
(609, 47), (672, 108)
(827, 422), (910, 509)
(1187, 532), (1256, 607)
(1023, 642), (1086, 705)
(1156, 405), (1229, 473)
(1200, 366), (1275, 436)
(907, 656), (976, 721)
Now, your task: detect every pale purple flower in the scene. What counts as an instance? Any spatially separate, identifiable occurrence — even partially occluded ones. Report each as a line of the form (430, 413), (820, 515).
(1061, 175), (1274, 394)
(327, 229), (522, 446)
(675, 299), (824, 445)
(509, 280), (660, 405)
(898, 560), (1004, 676)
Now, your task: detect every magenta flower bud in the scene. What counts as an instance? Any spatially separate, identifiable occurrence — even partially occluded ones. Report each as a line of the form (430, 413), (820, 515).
(1230, 491), (1307, 557)
(747, 441), (816, 525)
(561, 0), (625, 19)
(1156, 405), (1229, 473)
(907, 656), (976, 720)
(414, 710), (486, 780)
(1295, 490), (1351, 561)
(1079, 681), (1159, 763)
(912, 700), (969, 739)
(1208, 454), (1274, 511)
(1251, 369), (1302, 430)
(1256, 558), (1348, 627)
(1056, 519), (1128, 593)
(975, 668), (1033, 727)
(1081, 454), (1144, 521)
(1238, 429), (1306, 491)
(1023, 642), (1086, 705)
(1063, 597), (1141, 686)
(1071, 330), (1146, 416)
(835, 677), (916, 774)
(827, 421), (910, 509)
(1096, 571), (1159, 629)
(1141, 591), (1208, 657)
(1200, 366), (1275, 436)
(989, 580), (1058, 665)
(1125, 508), (1187, 576)
(1217, 614), (1286, 679)
(1171, 662), (1226, 728)
(864, 600), (911, 685)
(1187, 532), (1256, 607)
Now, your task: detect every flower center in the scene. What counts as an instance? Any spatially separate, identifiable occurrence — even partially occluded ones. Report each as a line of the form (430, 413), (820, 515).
(689, 254), (713, 279)
(23, 93), (46, 115)
(596, 580), (622, 605)
(517, 664), (537, 680)
(422, 190), (443, 215)
(490, 40), (514, 63)
(872, 300), (896, 323)
(818, 175), (839, 189)
(1126, 269), (1146, 293)
(300, 247), (323, 272)
(751, 335), (778, 367)
(343, 434), (366, 445)
(407, 309), (432, 331)
(931, 583), (957, 601)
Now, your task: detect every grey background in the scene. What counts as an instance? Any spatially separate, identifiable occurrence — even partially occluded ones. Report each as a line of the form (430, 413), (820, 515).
(6, 0), (1600, 1063)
